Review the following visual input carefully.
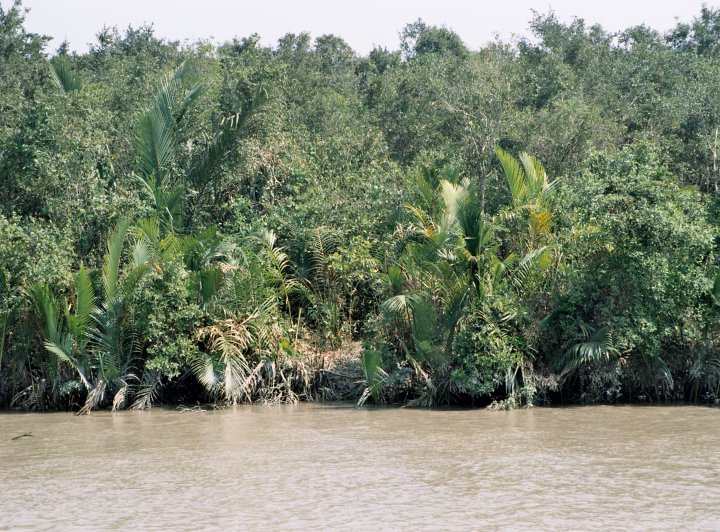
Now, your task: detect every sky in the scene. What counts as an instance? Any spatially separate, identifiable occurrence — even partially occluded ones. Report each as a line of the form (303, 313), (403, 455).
(6, 0), (720, 55)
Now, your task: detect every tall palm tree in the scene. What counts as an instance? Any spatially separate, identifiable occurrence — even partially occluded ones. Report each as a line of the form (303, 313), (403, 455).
(135, 61), (268, 234)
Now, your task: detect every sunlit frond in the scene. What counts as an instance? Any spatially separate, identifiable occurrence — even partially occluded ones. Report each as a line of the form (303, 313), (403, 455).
(495, 146), (526, 207)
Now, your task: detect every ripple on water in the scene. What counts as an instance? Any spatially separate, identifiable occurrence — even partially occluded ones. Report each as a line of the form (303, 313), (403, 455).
(1, 404), (719, 530)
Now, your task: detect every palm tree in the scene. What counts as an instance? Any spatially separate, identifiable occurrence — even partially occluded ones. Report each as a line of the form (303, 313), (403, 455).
(193, 301), (274, 404)
(32, 220), (154, 413)
(28, 62), (272, 411)
(378, 153), (558, 405)
(135, 61), (268, 234)
(495, 147), (559, 250)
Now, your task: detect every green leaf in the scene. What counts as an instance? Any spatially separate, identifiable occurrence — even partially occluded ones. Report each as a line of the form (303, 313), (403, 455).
(48, 58), (81, 93)
(495, 146), (526, 207)
(103, 219), (132, 303)
(191, 88), (269, 188)
(69, 264), (96, 343)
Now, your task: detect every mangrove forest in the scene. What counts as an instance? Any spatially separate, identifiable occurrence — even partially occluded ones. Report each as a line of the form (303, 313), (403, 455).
(1, 1), (719, 413)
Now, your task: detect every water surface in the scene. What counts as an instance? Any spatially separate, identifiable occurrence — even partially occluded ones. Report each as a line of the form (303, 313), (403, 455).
(1, 404), (718, 530)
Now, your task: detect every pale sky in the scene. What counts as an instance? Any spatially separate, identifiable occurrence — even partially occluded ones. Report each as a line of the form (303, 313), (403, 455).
(6, 0), (720, 54)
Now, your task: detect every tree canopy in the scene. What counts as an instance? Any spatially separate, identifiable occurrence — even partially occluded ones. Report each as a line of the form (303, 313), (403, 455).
(0, 2), (718, 411)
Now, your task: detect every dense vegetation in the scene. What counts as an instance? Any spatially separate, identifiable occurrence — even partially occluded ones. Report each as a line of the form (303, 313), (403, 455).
(0, 1), (718, 412)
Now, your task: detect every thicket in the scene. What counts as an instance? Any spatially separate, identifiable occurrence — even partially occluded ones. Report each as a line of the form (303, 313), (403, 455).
(0, 1), (718, 411)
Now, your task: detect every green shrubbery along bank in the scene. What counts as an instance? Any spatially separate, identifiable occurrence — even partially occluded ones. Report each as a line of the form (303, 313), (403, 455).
(0, 2), (718, 411)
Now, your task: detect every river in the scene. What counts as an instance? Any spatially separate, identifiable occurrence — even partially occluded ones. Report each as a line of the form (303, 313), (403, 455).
(1, 404), (718, 530)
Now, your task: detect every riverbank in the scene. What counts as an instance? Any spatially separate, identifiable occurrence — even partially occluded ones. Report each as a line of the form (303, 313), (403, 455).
(3, 338), (719, 413)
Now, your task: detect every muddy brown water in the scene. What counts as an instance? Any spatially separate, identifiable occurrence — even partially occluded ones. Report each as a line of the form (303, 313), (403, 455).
(1, 404), (719, 530)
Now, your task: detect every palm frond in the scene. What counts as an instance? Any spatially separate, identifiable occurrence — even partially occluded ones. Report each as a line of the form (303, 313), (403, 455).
(49, 58), (81, 93)
(88, 299), (136, 385)
(439, 179), (466, 228)
(410, 296), (438, 344)
(137, 61), (203, 186)
(190, 352), (220, 394)
(495, 146), (526, 207)
(195, 310), (269, 403)
(197, 266), (225, 308)
(412, 172), (435, 213)
(357, 350), (387, 406)
(455, 187), (486, 258)
(520, 152), (546, 201)
(66, 264), (96, 353)
(77, 378), (107, 415)
(131, 239), (153, 269)
(111, 384), (128, 411)
(510, 245), (549, 293)
(161, 185), (186, 231)
(103, 219), (132, 303)
(381, 293), (422, 316)
(27, 282), (62, 344)
(563, 324), (619, 371)
(306, 226), (341, 290)
(137, 108), (176, 184)
(71, 264), (95, 331)
(134, 217), (161, 248)
(172, 62), (204, 123)
(130, 369), (163, 410)
(0, 268), (8, 299)
(255, 229), (300, 313)
(45, 337), (74, 366)
(386, 266), (405, 295)
(191, 88), (269, 187)
(121, 263), (152, 299)
(530, 209), (553, 236)
(405, 203), (437, 237)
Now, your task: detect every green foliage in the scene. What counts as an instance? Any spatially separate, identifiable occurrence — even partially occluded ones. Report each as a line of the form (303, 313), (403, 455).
(368, 154), (557, 405)
(1, 4), (719, 410)
(451, 303), (523, 397)
(129, 258), (204, 379)
(358, 350), (388, 405)
(543, 142), (717, 400)
(49, 57), (82, 93)
(562, 323), (619, 371)
(401, 20), (468, 60)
